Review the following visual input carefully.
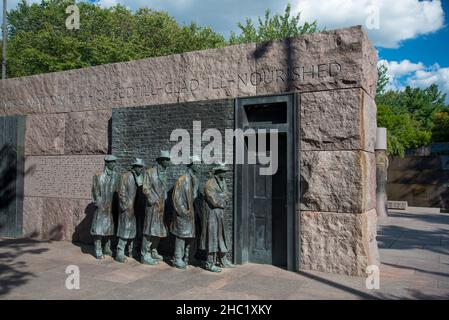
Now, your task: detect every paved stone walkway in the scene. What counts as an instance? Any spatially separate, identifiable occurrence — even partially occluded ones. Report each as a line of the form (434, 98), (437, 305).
(1, 210), (449, 300)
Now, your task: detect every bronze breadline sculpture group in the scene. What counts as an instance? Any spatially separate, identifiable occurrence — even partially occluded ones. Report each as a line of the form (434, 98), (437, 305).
(90, 152), (235, 272)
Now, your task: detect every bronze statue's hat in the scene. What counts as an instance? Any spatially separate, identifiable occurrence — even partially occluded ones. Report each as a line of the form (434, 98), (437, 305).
(131, 158), (145, 167)
(104, 155), (117, 162)
(213, 163), (229, 173)
(157, 150), (171, 160)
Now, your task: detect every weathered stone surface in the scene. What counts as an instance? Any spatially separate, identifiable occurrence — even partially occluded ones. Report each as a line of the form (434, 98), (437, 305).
(41, 198), (77, 240)
(362, 90), (377, 152)
(300, 150), (376, 213)
(24, 155), (104, 199)
(361, 30), (378, 98)
(72, 199), (96, 244)
(300, 88), (376, 152)
(65, 110), (111, 154)
(180, 42), (256, 101)
(255, 26), (377, 97)
(25, 114), (65, 155)
(22, 196), (44, 238)
(299, 208), (379, 276)
(0, 26), (376, 116)
(39, 198), (94, 241)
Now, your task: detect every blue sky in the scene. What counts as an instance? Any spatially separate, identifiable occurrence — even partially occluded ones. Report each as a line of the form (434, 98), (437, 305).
(2, 0), (449, 102)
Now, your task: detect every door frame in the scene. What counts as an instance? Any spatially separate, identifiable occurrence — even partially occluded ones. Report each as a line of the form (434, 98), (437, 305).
(233, 94), (297, 271)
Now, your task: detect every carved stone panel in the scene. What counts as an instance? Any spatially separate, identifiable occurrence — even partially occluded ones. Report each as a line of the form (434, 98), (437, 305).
(24, 155), (104, 199)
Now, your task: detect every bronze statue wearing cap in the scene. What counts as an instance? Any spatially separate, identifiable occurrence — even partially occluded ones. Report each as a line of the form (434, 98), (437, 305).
(90, 155), (119, 259)
(200, 163), (235, 272)
(116, 158), (145, 263)
(170, 155), (200, 269)
(141, 151), (171, 265)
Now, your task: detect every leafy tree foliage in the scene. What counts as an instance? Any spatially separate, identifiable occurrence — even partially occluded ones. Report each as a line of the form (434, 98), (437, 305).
(4, 0), (226, 77)
(229, 3), (318, 44)
(432, 111), (449, 142)
(377, 104), (432, 157)
(376, 81), (449, 155)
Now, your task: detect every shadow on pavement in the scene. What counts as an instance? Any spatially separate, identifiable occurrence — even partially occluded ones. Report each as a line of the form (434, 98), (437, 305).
(0, 237), (50, 297)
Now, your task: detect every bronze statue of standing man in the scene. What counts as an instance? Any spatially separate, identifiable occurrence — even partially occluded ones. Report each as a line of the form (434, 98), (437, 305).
(90, 155), (119, 259)
(141, 151), (171, 265)
(170, 155), (200, 269)
(200, 163), (235, 272)
(116, 158), (145, 263)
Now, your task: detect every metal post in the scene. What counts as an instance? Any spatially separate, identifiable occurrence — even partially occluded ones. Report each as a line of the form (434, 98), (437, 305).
(2, 0), (7, 79)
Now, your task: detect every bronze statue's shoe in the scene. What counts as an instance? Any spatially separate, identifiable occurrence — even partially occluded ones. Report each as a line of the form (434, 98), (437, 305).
(151, 250), (163, 260)
(115, 255), (128, 263)
(103, 247), (113, 256)
(173, 259), (186, 269)
(205, 263), (221, 273)
(219, 258), (236, 268)
(142, 254), (158, 265)
(95, 254), (105, 260)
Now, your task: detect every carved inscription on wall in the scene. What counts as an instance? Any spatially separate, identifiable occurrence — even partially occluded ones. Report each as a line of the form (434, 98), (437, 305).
(24, 155), (104, 199)
(1, 62), (342, 112)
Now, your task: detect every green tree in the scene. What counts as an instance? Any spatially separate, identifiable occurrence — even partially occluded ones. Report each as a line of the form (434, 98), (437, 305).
(375, 64), (449, 155)
(377, 103), (432, 157)
(4, 0), (226, 78)
(432, 111), (449, 142)
(229, 3), (318, 44)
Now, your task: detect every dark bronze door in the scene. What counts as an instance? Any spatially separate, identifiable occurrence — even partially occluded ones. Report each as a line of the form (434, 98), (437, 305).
(235, 95), (296, 271)
(0, 116), (25, 237)
(247, 154), (273, 264)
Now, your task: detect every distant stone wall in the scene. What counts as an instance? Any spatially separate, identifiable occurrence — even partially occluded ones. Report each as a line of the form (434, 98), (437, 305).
(0, 26), (379, 276)
(387, 154), (449, 212)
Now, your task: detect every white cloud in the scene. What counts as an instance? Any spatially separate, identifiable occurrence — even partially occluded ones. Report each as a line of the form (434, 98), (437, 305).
(97, 0), (120, 8)
(293, 0), (445, 48)
(379, 59), (449, 102)
(408, 66), (449, 95)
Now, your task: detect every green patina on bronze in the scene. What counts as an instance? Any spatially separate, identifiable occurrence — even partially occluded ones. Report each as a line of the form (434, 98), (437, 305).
(115, 158), (145, 263)
(200, 163), (235, 272)
(170, 156), (200, 269)
(140, 151), (171, 266)
(90, 155), (119, 259)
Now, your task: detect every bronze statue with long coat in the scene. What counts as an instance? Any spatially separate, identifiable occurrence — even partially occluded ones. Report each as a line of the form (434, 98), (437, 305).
(200, 163), (235, 272)
(140, 151), (171, 265)
(90, 155), (119, 259)
(115, 158), (145, 263)
(170, 157), (199, 269)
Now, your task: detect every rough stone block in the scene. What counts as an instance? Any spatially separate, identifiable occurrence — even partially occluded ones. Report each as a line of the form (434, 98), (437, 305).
(300, 88), (376, 152)
(362, 90), (377, 152)
(22, 196), (44, 238)
(362, 30), (378, 98)
(25, 114), (65, 155)
(179, 42), (256, 102)
(300, 150), (376, 213)
(255, 26), (377, 97)
(65, 110), (111, 154)
(41, 198), (76, 241)
(299, 208), (379, 276)
(72, 199), (96, 244)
